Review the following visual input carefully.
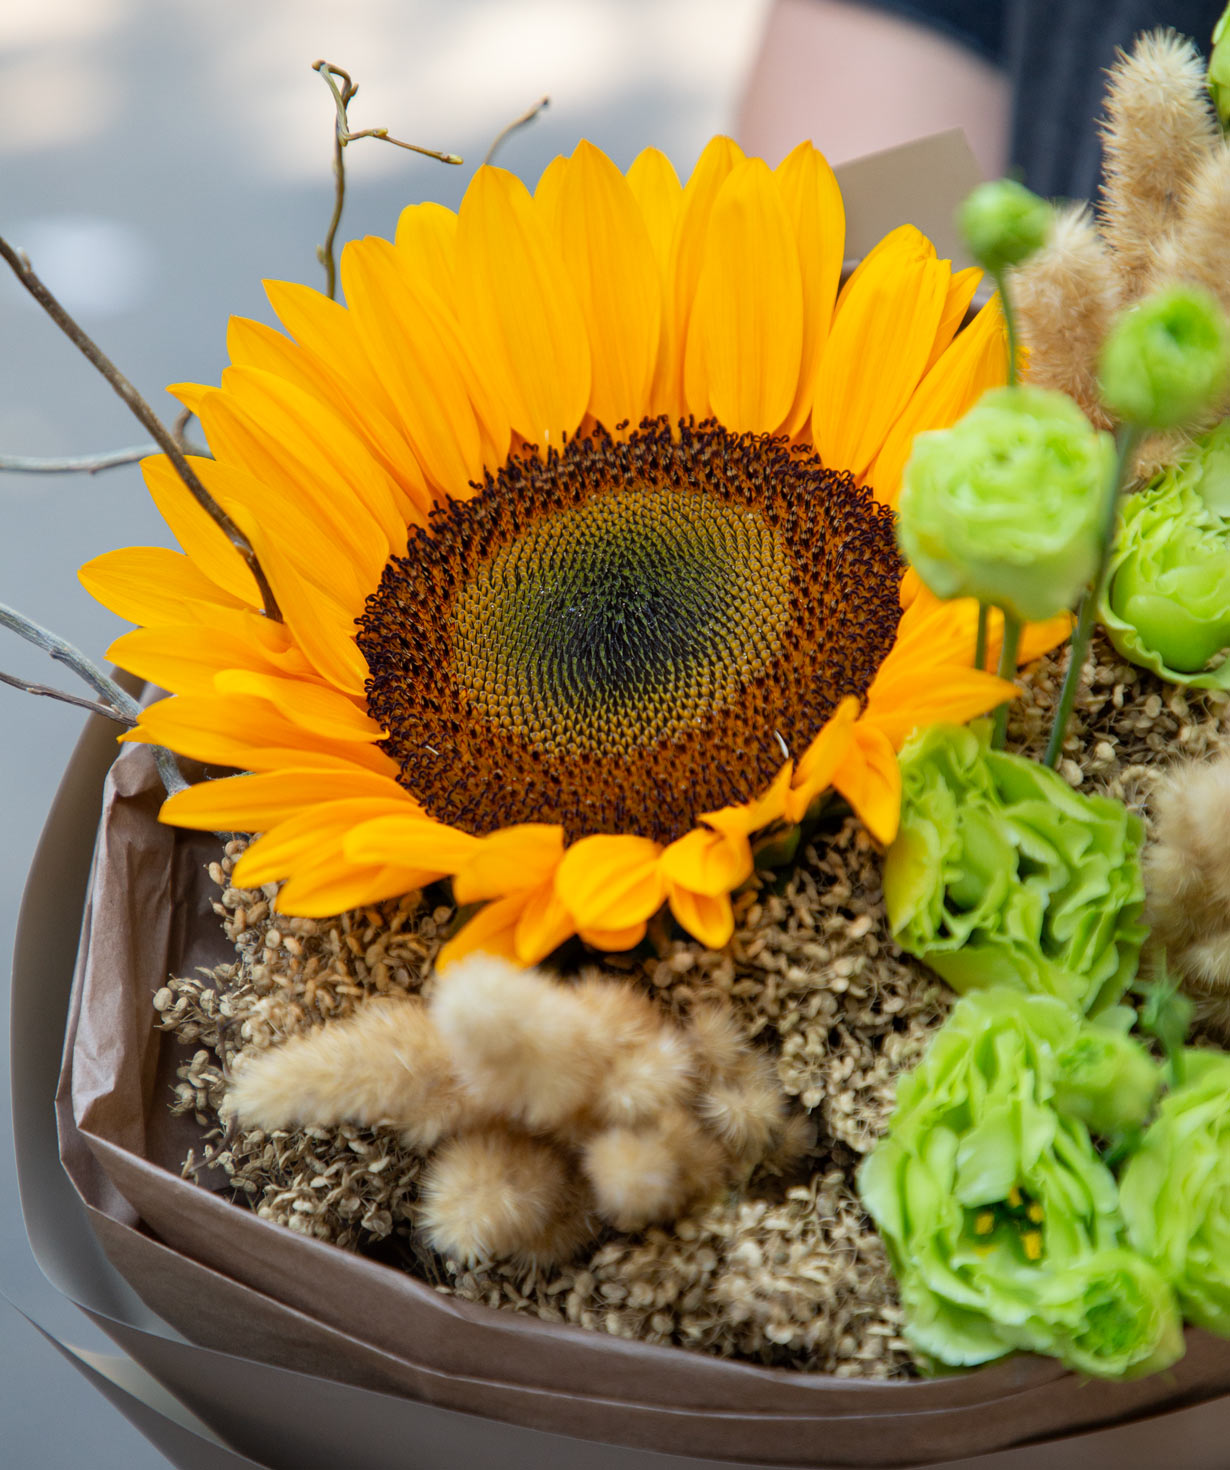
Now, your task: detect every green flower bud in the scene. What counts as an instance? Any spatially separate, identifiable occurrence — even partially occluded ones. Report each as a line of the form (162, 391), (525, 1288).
(883, 723), (1147, 1014)
(897, 386), (1113, 622)
(859, 989), (1170, 1376)
(1120, 1049), (1230, 1335)
(1210, 5), (1230, 130)
(1053, 1027), (1161, 1135)
(958, 179), (1052, 273)
(1099, 421), (1230, 684)
(1099, 285), (1230, 429)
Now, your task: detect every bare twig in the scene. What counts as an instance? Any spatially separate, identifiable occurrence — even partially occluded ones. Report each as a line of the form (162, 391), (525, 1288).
(0, 600), (187, 795)
(312, 59), (463, 300)
(0, 439), (207, 474)
(484, 94), (550, 167)
(171, 405), (202, 455)
(0, 669), (135, 723)
(0, 236), (280, 622)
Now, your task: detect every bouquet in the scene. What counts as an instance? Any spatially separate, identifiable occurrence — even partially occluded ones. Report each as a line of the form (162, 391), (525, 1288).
(11, 18), (1230, 1470)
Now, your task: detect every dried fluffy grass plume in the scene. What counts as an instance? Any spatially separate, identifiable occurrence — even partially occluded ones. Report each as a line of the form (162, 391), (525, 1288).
(430, 957), (607, 1130)
(582, 1110), (726, 1232)
(1144, 754), (1230, 1037)
(1099, 28), (1221, 299)
(1011, 205), (1118, 430)
(419, 1130), (594, 1265)
(224, 995), (473, 1150)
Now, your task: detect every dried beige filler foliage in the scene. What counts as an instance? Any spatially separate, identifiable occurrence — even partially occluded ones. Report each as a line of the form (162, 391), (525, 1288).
(160, 636), (1230, 1377)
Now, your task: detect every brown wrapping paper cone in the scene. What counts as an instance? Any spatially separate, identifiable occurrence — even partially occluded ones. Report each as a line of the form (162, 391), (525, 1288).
(56, 736), (1230, 1469)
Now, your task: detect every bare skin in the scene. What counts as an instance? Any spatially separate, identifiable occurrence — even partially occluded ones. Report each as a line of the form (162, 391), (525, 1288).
(737, 0), (1010, 178)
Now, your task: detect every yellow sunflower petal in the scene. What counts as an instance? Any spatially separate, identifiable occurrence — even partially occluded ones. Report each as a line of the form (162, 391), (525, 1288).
(659, 825), (752, 898)
(211, 670), (383, 742)
(79, 546), (245, 626)
(812, 227), (950, 478)
(554, 834), (665, 930)
(140, 454), (262, 607)
(703, 758), (794, 839)
(232, 797), (433, 887)
(276, 856), (440, 918)
(339, 236), (487, 495)
(160, 767), (419, 832)
(202, 371), (394, 585)
(456, 165), (591, 448)
(106, 620), (304, 697)
(867, 295), (1009, 506)
(514, 880), (577, 965)
(625, 146), (683, 418)
(452, 824), (566, 904)
(666, 884), (734, 950)
(658, 135), (745, 418)
(832, 723), (903, 846)
(923, 265), (982, 373)
(774, 141), (844, 438)
(436, 894), (524, 971)
(549, 140), (660, 430)
(684, 157), (803, 433)
(342, 813), (482, 871)
(784, 695), (859, 823)
(122, 694), (395, 775)
(863, 667), (1019, 749)
(577, 922), (648, 952)
(394, 200), (459, 304)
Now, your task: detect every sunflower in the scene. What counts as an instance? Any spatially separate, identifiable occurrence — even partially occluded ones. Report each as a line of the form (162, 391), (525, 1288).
(81, 136), (1059, 965)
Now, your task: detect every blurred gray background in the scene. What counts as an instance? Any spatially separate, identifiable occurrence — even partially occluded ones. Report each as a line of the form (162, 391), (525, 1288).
(0, 0), (768, 1462)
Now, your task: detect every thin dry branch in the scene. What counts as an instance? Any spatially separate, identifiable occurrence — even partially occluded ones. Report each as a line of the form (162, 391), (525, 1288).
(484, 95), (550, 167)
(0, 235), (280, 621)
(312, 60), (462, 300)
(0, 669), (135, 723)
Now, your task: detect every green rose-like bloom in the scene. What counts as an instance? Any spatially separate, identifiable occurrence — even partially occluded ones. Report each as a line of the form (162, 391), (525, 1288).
(858, 989), (1183, 1377)
(1053, 1025), (1161, 1136)
(1120, 1049), (1230, 1335)
(1099, 285), (1230, 430)
(959, 179), (1052, 273)
(1099, 420), (1230, 685)
(897, 386), (1112, 622)
(883, 723), (1147, 1014)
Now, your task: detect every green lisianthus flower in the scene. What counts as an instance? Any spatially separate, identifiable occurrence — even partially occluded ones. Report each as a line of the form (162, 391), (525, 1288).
(883, 724), (1147, 1014)
(859, 989), (1182, 1377)
(1099, 285), (1230, 430)
(1120, 1049), (1230, 1335)
(1100, 421), (1230, 685)
(897, 386), (1112, 622)
(959, 179), (1052, 273)
(1053, 1025), (1161, 1136)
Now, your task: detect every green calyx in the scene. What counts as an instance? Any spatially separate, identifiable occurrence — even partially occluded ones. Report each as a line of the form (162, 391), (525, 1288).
(1099, 420), (1230, 685)
(958, 179), (1052, 274)
(883, 723), (1147, 1014)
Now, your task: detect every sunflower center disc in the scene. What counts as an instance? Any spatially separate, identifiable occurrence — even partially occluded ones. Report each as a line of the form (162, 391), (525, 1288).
(359, 419), (903, 844)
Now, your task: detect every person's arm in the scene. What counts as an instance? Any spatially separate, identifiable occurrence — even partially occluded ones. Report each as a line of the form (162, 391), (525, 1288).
(737, 0), (1010, 178)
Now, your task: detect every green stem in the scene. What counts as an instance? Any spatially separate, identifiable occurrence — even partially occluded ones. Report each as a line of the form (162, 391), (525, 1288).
(991, 610), (1022, 748)
(993, 268), (1019, 387)
(1043, 425), (1142, 767)
(974, 602), (989, 670)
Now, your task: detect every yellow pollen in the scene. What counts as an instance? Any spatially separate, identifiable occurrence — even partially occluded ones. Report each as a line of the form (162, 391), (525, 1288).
(1007, 1186), (1023, 1208)
(1023, 1231), (1043, 1261)
(1027, 1202), (1045, 1223)
(974, 1212), (995, 1236)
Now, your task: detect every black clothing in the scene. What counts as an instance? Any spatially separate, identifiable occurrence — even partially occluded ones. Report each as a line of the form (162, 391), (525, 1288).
(862, 0), (1227, 199)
